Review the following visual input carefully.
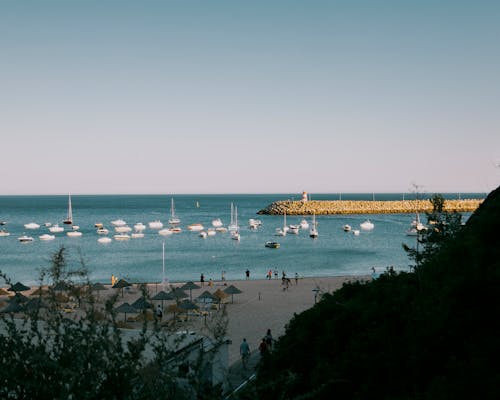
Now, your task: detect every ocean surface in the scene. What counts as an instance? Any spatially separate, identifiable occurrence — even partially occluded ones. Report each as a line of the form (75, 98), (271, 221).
(0, 193), (484, 286)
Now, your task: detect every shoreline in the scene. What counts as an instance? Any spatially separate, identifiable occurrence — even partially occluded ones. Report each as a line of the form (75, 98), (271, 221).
(1, 274), (369, 365)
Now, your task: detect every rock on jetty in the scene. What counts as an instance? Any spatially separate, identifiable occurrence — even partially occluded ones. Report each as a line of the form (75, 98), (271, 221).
(257, 199), (483, 215)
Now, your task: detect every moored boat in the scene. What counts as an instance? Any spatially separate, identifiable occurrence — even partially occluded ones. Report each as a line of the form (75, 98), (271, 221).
(343, 224), (352, 232)
(360, 220), (375, 231)
(24, 222), (40, 230)
(187, 223), (204, 231)
(111, 219), (127, 227)
(39, 234), (55, 241)
(0, 230), (11, 237)
(98, 237), (112, 244)
(63, 193), (73, 225)
(148, 220), (163, 229)
(265, 241), (280, 249)
(18, 235), (34, 242)
(49, 224), (64, 233)
(67, 231), (83, 237)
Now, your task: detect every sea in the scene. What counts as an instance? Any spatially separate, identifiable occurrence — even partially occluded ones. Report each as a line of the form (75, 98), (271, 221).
(0, 193), (485, 287)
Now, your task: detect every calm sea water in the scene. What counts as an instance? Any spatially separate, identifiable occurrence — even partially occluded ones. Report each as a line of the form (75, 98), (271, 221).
(0, 193), (482, 286)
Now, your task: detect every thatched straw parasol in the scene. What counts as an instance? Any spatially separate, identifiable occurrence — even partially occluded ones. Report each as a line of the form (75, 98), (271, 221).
(180, 281), (201, 301)
(8, 282), (30, 293)
(131, 297), (153, 310)
(179, 299), (199, 320)
(151, 290), (174, 308)
(224, 284), (243, 303)
(114, 302), (138, 321)
(112, 279), (132, 297)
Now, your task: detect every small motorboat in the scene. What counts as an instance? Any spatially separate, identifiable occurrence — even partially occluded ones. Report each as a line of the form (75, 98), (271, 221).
(300, 219), (309, 229)
(98, 237), (112, 244)
(199, 231), (208, 238)
(114, 233), (130, 241)
(111, 219), (127, 227)
(288, 225), (300, 234)
(343, 224), (352, 232)
(207, 229), (216, 236)
(39, 234), (56, 241)
(95, 222), (104, 228)
(148, 220), (163, 229)
(134, 222), (146, 231)
(360, 220), (374, 231)
(159, 228), (173, 236)
(18, 235), (34, 242)
(0, 230), (10, 237)
(115, 225), (132, 233)
(265, 241), (280, 249)
(24, 222), (40, 230)
(67, 231), (83, 237)
(49, 224), (64, 233)
(231, 231), (241, 241)
(353, 229), (360, 236)
(211, 218), (223, 227)
(131, 232), (144, 239)
(97, 227), (110, 235)
(187, 223), (204, 231)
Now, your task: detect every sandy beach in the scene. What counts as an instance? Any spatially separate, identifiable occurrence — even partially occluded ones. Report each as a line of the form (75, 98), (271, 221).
(1, 274), (368, 366)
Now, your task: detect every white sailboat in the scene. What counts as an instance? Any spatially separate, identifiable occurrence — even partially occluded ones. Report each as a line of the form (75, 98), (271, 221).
(231, 206), (240, 241)
(309, 213), (318, 238)
(406, 212), (426, 236)
(63, 193), (73, 225)
(275, 211), (288, 236)
(228, 203), (238, 232)
(168, 198), (181, 225)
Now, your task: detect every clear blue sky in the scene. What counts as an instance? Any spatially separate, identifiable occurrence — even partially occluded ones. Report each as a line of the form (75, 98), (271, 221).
(1, 0), (499, 195)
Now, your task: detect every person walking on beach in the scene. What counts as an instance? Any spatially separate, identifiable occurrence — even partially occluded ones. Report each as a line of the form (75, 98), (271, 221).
(200, 273), (205, 287)
(274, 269), (278, 279)
(240, 338), (251, 369)
(267, 270), (272, 280)
(295, 272), (299, 285)
(245, 269), (250, 280)
(221, 270), (226, 281)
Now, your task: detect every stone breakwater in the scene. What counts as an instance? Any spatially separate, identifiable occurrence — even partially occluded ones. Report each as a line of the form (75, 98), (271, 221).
(257, 199), (483, 215)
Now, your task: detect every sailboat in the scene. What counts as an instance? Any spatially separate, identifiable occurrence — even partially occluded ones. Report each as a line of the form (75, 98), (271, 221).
(275, 211), (288, 236)
(168, 198), (181, 225)
(406, 212), (426, 236)
(231, 206), (240, 241)
(63, 193), (73, 225)
(309, 213), (318, 238)
(228, 203), (238, 232)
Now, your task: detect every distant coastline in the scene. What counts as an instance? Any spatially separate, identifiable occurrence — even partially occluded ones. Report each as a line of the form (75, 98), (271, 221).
(257, 199), (484, 215)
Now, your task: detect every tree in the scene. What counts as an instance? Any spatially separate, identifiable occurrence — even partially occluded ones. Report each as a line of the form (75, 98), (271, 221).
(0, 246), (227, 399)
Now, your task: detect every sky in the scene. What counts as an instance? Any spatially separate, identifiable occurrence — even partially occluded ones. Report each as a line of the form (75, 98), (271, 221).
(1, 0), (499, 195)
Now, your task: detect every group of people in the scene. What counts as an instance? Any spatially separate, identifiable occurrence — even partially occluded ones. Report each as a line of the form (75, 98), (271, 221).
(240, 329), (274, 369)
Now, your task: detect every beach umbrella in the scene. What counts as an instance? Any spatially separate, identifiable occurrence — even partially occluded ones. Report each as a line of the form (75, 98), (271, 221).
(0, 301), (24, 314)
(179, 299), (199, 320)
(169, 288), (188, 302)
(8, 282), (30, 293)
(114, 302), (138, 322)
(131, 297), (153, 310)
(181, 281), (201, 301)
(224, 285), (243, 304)
(151, 290), (174, 308)
(197, 290), (218, 303)
(31, 287), (48, 297)
(213, 289), (229, 309)
(0, 288), (9, 296)
(112, 279), (132, 297)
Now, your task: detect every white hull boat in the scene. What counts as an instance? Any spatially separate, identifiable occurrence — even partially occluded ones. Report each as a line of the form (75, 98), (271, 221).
(188, 223), (204, 231)
(300, 219), (309, 229)
(0, 230), (10, 237)
(98, 237), (112, 244)
(39, 234), (55, 241)
(343, 224), (352, 232)
(24, 222), (40, 230)
(211, 218), (223, 227)
(131, 232), (144, 239)
(114, 233), (130, 241)
(309, 214), (318, 238)
(199, 231), (208, 238)
(97, 228), (109, 235)
(67, 231), (82, 237)
(169, 198), (181, 225)
(134, 223), (146, 231)
(159, 228), (173, 236)
(148, 220), (163, 229)
(115, 226), (132, 233)
(49, 224), (64, 233)
(360, 220), (375, 231)
(18, 235), (34, 242)
(111, 219), (127, 227)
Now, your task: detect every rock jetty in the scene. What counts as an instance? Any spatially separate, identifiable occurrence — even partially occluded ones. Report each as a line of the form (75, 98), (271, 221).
(257, 199), (483, 215)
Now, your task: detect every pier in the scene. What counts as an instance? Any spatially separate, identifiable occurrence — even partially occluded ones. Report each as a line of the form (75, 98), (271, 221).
(257, 199), (483, 215)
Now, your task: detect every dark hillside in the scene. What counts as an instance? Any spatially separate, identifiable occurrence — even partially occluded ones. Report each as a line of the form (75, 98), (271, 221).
(251, 186), (500, 400)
